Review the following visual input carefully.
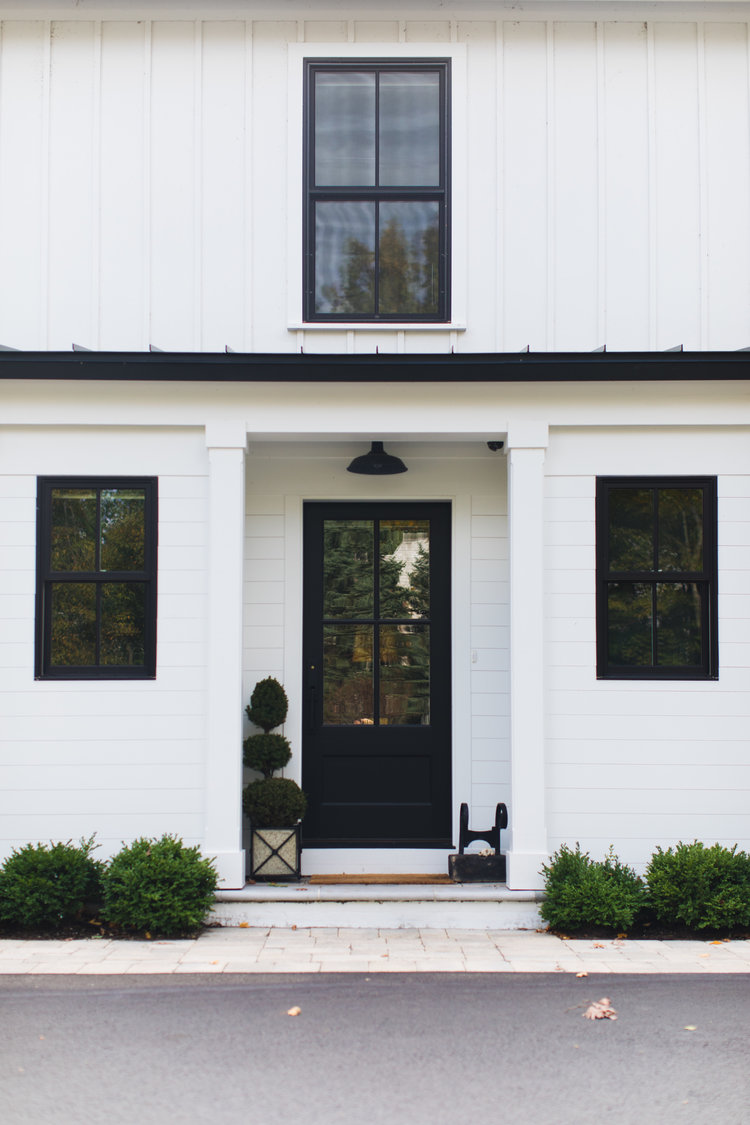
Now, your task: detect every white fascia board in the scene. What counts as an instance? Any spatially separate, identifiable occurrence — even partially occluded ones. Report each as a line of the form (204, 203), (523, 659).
(6, 1), (750, 12)
(5, 1), (750, 18)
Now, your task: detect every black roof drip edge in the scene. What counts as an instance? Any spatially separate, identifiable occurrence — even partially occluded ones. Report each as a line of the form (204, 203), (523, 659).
(0, 350), (749, 382)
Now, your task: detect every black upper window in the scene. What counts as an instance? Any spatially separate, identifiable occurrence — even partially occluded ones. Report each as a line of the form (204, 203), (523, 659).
(304, 60), (450, 322)
(596, 477), (717, 679)
(36, 478), (157, 679)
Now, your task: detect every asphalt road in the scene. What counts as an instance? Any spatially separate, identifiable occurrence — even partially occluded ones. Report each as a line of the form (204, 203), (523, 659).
(1, 973), (748, 1125)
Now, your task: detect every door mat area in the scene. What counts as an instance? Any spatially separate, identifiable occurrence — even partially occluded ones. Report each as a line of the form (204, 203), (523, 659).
(309, 873), (454, 885)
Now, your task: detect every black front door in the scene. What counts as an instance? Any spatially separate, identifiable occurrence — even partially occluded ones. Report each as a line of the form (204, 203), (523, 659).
(302, 502), (452, 847)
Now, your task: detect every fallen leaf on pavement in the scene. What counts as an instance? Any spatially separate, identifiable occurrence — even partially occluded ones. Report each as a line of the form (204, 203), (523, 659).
(576, 971), (588, 978)
(287, 1006), (301, 1017)
(239, 922), (249, 928)
(593, 942), (605, 949)
(583, 998), (617, 1021)
(684, 1025), (697, 1031)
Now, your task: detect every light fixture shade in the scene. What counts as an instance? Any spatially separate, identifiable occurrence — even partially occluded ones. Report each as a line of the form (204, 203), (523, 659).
(346, 441), (408, 475)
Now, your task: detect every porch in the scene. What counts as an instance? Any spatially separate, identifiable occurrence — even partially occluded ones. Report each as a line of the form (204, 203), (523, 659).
(212, 880), (544, 930)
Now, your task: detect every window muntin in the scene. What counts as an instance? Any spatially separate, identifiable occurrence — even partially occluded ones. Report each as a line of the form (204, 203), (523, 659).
(305, 60), (450, 322)
(36, 478), (157, 679)
(596, 478), (717, 679)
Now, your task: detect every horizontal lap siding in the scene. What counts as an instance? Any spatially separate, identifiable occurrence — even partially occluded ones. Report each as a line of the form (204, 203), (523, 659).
(0, 440), (209, 862)
(470, 488), (510, 830)
(544, 459), (750, 871)
(243, 497), (285, 684)
(0, 18), (748, 351)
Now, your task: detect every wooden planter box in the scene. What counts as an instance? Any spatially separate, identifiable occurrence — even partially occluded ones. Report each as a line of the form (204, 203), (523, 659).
(449, 853), (506, 883)
(249, 825), (301, 881)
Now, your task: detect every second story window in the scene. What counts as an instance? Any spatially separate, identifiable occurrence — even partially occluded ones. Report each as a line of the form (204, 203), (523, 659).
(304, 60), (450, 323)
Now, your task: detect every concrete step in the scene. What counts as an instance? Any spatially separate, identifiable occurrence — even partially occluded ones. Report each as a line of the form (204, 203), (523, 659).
(212, 883), (544, 930)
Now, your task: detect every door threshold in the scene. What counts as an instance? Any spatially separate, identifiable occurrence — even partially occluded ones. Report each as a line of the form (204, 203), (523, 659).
(309, 873), (454, 885)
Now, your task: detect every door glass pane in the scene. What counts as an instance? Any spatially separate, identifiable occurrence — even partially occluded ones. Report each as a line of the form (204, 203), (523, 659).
(315, 202), (375, 316)
(50, 582), (96, 665)
(323, 520), (374, 618)
(379, 519), (430, 618)
(323, 624), (374, 725)
(658, 489), (704, 573)
(101, 582), (146, 665)
(379, 624), (430, 725)
(656, 582), (703, 666)
(314, 72), (375, 186)
(379, 72), (440, 186)
(100, 489), (146, 571)
(607, 581), (652, 666)
(608, 489), (654, 572)
(378, 201), (440, 318)
(50, 488), (97, 571)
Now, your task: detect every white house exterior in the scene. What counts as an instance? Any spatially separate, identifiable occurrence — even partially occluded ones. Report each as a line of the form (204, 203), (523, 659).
(1, 0), (750, 891)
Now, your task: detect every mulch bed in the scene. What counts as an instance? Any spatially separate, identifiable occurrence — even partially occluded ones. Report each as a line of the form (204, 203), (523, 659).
(547, 922), (750, 941)
(0, 918), (217, 942)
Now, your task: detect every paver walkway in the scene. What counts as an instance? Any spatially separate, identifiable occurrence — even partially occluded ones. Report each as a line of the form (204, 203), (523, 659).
(2, 928), (750, 974)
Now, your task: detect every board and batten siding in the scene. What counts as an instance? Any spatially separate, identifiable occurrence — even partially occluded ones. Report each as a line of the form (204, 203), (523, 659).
(0, 16), (749, 353)
(544, 430), (750, 871)
(0, 429), (210, 861)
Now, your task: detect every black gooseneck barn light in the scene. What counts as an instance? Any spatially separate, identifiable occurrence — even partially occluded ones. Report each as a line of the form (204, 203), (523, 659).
(346, 440), (408, 475)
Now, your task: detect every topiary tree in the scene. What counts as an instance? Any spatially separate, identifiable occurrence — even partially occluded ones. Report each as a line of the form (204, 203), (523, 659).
(242, 677), (305, 829)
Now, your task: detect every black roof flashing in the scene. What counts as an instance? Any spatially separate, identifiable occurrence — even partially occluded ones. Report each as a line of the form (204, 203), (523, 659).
(0, 349), (749, 383)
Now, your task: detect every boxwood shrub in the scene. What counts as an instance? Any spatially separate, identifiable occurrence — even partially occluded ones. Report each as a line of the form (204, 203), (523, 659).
(646, 841), (750, 931)
(540, 843), (647, 933)
(0, 837), (102, 930)
(101, 834), (217, 937)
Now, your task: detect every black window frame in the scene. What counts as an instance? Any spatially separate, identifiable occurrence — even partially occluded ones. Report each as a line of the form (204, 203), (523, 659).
(35, 476), (158, 681)
(596, 476), (718, 680)
(303, 58), (451, 324)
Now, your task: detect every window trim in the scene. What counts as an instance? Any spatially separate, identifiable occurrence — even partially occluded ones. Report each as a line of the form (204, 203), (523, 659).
(303, 58), (451, 324)
(595, 476), (718, 681)
(286, 43), (467, 331)
(35, 476), (158, 681)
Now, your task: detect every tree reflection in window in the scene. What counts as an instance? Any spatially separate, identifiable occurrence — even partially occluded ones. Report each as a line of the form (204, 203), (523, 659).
(322, 518), (431, 724)
(38, 479), (156, 678)
(597, 479), (716, 678)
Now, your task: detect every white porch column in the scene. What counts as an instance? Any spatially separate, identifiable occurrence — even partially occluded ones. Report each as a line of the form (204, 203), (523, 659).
(204, 422), (247, 888)
(505, 424), (549, 890)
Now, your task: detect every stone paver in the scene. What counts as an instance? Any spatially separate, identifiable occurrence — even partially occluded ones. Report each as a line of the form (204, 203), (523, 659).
(0, 929), (748, 974)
